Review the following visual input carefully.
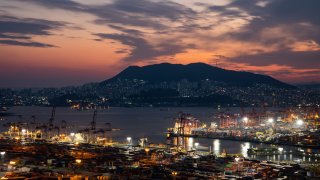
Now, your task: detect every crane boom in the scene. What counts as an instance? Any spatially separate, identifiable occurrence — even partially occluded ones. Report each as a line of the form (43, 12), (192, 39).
(49, 106), (56, 127)
(91, 110), (97, 130)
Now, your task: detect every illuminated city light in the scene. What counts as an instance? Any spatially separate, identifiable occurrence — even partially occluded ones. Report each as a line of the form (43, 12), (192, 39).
(188, 137), (194, 150)
(296, 119), (304, 126)
(172, 171), (178, 176)
(243, 117), (248, 123)
(213, 139), (220, 154)
(75, 159), (82, 164)
(0, 0), (318, 179)
(241, 142), (250, 158)
(268, 118), (274, 123)
(127, 137), (132, 145)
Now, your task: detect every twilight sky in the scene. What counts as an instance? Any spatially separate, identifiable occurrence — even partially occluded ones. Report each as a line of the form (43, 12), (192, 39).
(0, 0), (319, 88)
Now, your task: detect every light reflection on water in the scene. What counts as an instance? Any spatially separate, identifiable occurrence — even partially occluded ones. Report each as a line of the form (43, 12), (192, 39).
(2, 106), (320, 163)
(187, 137), (194, 151)
(188, 138), (320, 162)
(171, 137), (319, 162)
(213, 139), (220, 155)
(241, 142), (250, 157)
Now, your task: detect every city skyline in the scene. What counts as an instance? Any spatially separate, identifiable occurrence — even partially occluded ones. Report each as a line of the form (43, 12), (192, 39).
(1, 0), (320, 87)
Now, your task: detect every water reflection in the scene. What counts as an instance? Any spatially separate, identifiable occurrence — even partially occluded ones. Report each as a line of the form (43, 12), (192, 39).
(187, 137), (194, 151)
(213, 139), (220, 155)
(241, 142), (250, 158)
(172, 137), (195, 151)
(4, 107), (320, 163)
(195, 138), (320, 163)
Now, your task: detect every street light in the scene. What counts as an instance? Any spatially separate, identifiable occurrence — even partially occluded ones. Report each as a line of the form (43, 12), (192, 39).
(268, 118), (274, 123)
(0, 151), (5, 163)
(75, 159), (82, 164)
(145, 148), (150, 156)
(70, 132), (75, 142)
(194, 142), (199, 154)
(172, 171), (178, 176)
(22, 129), (27, 138)
(0, 151), (5, 161)
(296, 119), (304, 126)
(127, 137), (132, 145)
(194, 142), (199, 148)
(278, 147), (283, 152)
(243, 117), (248, 124)
(172, 171), (178, 180)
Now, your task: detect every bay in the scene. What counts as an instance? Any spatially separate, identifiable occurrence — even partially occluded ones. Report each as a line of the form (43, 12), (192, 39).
(1, 106), (319, 163)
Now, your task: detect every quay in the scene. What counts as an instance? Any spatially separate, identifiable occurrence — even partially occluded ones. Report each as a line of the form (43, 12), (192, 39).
(167, 132), (320, 149)
(167, 110), (320, 149)
(0, 108), (319, 179)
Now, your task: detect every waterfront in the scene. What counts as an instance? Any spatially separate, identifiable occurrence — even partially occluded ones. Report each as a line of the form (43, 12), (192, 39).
(1, 106), (319, 163)
(1, 106), (223, 142)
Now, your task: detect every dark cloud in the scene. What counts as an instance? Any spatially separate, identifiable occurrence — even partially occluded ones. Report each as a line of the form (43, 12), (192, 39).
(21, 0), (197, 30)
(0, 39), (56, 48)
(108, 25), (144, 36)
(206, 0), (320, 72)
(0, 16), (64, 47)
(10, 0), (200, 61)
(22, 0), (165, 28)
(210, 0), (320, 25)
(115, 48), (129, 54)
(95, 33), (187, 62)
(207, 5), (249, 18)
(227, 50), (320, 69)
(0, 34), (31, 39)
(208, 0), (320, 44)
(108, 0), (196, 20)
(259, 0), (320, 25)
(0, 16), (64, 35)
(7, 0), (319, 76)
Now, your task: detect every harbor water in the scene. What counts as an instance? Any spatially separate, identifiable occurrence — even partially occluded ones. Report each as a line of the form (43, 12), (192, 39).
(1, 106), (319, 163)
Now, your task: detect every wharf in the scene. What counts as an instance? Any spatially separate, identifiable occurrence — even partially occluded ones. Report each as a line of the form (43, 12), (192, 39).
(167, 132), (320, 149)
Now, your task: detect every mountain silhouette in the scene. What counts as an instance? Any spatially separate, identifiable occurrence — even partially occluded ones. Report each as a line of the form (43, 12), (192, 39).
(101, 62), (293, 88)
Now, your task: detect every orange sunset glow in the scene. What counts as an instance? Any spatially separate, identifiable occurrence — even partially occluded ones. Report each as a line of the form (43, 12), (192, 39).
(0, 0), (319, 87)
